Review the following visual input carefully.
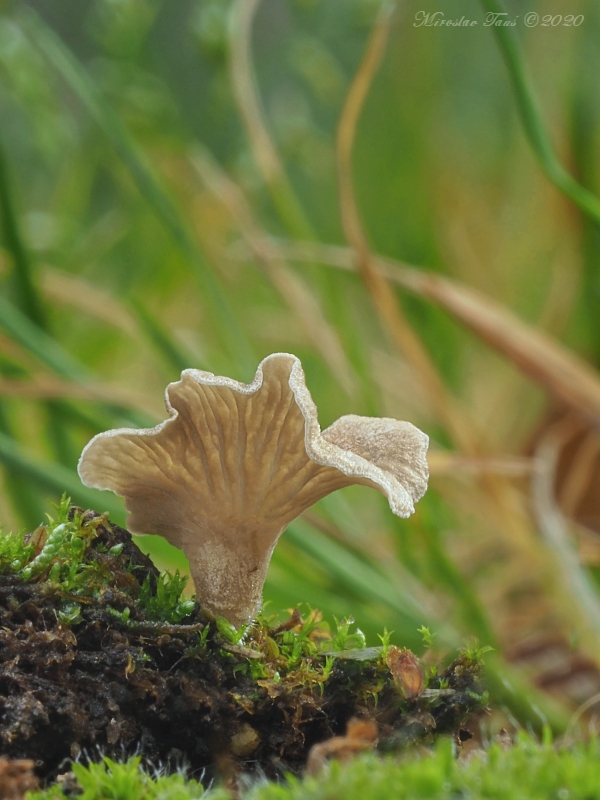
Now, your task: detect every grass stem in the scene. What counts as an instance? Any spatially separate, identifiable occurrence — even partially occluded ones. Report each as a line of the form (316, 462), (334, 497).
(479, 0), (600, 227)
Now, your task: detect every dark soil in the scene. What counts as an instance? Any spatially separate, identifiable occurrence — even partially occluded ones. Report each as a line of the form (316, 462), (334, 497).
(0, 509), (485, 787)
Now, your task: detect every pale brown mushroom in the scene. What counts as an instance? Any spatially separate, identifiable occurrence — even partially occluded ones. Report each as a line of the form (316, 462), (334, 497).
(78, 353), (428, 627)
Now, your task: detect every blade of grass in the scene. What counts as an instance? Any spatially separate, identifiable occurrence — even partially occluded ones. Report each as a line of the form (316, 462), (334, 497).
(0, 294), (153, 428)
(0, 376), (161, 424)
(532, 423), (600, 663)
(420, 525), (498, 649)
(0, 293), (91, 384)
(335, 2), (479, 454)
(0, 429), (125, 524)
(191, 146), (357, 396)
(227, 0), (376, 407)
(299, 508), (447, 623)
(40, 269), (197, 397)
(39, 267), (138, 338)
(276, 239), (600, 425)
(287, 518), (455, 644)
(390, 265), (600, 426)
(569, 0), (600, 351)
(231, 0), (387, 406)
(427, 452), (532, 477)
(0, 136), (46, 325)
(479, 0), (600, 227)
(228, 0), (314, 240)
(17, 7), (255, 376)
(44, 402), (80, 467)
(0, 129), (80, 483)
(0, 404), (45, 529)
(128, 296), (202, 376)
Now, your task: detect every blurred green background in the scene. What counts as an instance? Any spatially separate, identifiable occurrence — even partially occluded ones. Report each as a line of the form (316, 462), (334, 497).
(1, 0), (600, 733)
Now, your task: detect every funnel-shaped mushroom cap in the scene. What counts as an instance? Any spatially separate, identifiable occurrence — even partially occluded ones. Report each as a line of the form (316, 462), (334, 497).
(78, 353), (428, 626)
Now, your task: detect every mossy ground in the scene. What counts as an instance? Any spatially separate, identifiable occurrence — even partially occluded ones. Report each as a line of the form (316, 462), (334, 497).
(0, 501), (486, 790)
(25, 734), (600, 800)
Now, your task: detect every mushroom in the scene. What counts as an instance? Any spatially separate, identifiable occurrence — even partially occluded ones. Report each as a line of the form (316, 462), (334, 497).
(78, 353), (429, 627)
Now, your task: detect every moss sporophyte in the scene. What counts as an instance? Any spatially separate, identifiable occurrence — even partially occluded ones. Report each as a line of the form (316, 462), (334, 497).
(78, 352), (430, 627)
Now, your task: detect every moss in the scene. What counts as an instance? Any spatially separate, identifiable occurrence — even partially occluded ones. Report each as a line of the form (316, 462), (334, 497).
(27, 756), (224, 800)
(0, 501), (486, 789)
(247, 734), (600, 800)
(28, 735), (600, 800)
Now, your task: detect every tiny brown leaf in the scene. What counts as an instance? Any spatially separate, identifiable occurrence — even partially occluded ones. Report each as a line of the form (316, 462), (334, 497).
(386, 645), (424, 698)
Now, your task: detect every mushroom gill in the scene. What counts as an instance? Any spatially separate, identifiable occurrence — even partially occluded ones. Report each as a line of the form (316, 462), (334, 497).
(78, 353), (429, 627)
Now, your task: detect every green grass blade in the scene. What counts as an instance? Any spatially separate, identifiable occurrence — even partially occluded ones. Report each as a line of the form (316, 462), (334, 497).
(46, 398), (151, 440)
(0, 134), (83, 467)
(17, 7), (254, 375)
(419, 523), (498, 650)
(0, 430), (126, 525)
(0, 293), (91, 383)
(128, 297), (201, 376)
(484, 654), (571, 734)
(0, 294), (154, 429)
(479, 0), (600, 226)
(0, 404), (46, 529)
(228, 0), (315, 241)
(286, 518), (454, 645)
(0, 136), (46, 326)
(0, 135), (73, 513)
(43, 400), (80, 466)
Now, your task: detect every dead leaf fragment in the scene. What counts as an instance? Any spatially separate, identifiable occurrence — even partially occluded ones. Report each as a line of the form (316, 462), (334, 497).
(386, 645), (424, 698)
(0, 758), (38, 800)
(306, 717), (378, 775)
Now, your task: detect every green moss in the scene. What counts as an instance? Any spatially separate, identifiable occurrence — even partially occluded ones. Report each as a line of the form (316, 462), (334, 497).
(28, 734), (600, 800)
(1, 496), (195, 627)
(27, 756), (228, 800)
(253, 733), (600, 800)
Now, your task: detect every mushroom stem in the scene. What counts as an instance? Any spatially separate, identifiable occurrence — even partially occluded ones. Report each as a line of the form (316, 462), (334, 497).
(184, 525), (279, 628)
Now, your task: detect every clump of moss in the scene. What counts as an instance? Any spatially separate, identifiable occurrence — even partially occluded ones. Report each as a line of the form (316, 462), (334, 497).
(28, 734), (600, 800)
(27, 755), (218, 800)
(0, 502), (487, 788)
(246, 733), (600, 800)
